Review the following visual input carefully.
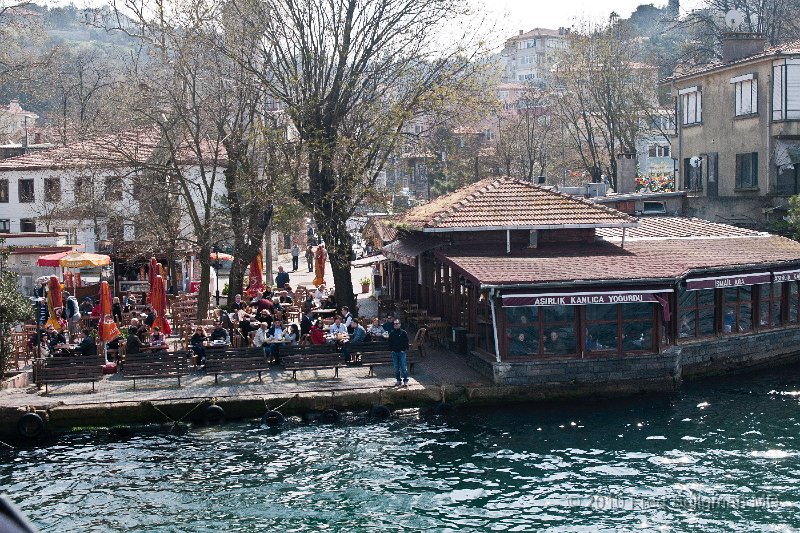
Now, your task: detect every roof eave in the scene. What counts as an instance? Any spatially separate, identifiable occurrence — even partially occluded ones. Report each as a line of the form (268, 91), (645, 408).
(420, 222), (639, 232)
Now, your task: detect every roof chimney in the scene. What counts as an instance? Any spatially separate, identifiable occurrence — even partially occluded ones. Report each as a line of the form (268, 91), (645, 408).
(721, 32), (767, 63)
(519, 29), (523, 35)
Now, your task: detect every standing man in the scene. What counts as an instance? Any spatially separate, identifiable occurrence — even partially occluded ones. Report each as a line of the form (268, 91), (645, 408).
(388, 318), (410, 387)
(291, 243), (300, 272)
(305, 245), (314, 273)
(275, 265), (290, 288)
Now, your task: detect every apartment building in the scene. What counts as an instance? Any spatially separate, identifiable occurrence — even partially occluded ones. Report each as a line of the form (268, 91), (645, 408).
(499, 28), (571, 84)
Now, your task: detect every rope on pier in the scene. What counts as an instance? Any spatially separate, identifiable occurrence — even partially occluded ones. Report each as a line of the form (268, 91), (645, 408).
(148, 398), (211, 428)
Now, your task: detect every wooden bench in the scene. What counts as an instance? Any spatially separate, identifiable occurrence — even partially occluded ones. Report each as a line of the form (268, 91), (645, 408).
(281, 345), (344, 380)
(35, 355), (105, 394)
(205, 347), (272, 384)
(121, 350), (190, 389)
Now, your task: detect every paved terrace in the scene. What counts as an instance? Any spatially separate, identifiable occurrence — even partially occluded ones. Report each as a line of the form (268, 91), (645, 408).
(0, 253), (490, 423)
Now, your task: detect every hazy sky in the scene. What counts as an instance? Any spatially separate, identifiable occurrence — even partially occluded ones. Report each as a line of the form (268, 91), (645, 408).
(477, 0), (705, 35)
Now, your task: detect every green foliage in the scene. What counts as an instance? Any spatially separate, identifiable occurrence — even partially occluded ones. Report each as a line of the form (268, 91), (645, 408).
(359, 277), (371, 285)
(0, 240), (34, 378)
(784, 195), (800, 239)
(222, 283), (229, 296)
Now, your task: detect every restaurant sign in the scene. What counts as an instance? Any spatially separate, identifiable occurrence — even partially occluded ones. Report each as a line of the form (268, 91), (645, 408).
(685, 272), (771, 291)
(502, 290), (670, 307)
(773, 269), (800, 283)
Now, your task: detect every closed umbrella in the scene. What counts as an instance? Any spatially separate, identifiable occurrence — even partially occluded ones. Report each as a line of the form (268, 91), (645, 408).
(44, 276), (63, 330)
(152, 274), (172, 335)
(98, 281), (120, 343)
(149, 256), (159, 293)
(246, 252), (264, 298)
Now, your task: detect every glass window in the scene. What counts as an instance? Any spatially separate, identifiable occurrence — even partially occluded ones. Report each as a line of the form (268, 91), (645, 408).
(679, 288), (716, 339)
(622, 303), (654, 352)
(0, 179), (8, 202)
(681, 88), (702, 125)
(542, 305), (576, 356)
(772, 59), (800, 121)
(733, 78), (757, 116)
(105, 176), (123, 201)
(723, 286), (753, 334)
(18, 179), (34, 202)
(504, 306), (540, 357)
(44, 178), (61, 202)
(0, 219), (9, 232)
(790, 283), (800, 323)
(19, 218), (36, 232)
(735, 152), (758, 189)
(759, 283), (784, 329)
(585, 304), (618, 353)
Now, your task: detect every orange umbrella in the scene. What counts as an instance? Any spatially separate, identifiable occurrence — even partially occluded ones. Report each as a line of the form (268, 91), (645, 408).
(313, 245), (327, 287)
(246, 252), (264, 297)
(98, 281), (120, 343)
(152, 274), (172, 335)
(149, 257), (158, 292)
(44, 276), (63, 330)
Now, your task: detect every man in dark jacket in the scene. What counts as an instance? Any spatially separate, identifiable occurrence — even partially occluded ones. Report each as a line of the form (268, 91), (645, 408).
(126, 325), (143, 355)
(275, 266), (290, 288)
(77, 329), (98, 356)
(387, 318), (410, 387)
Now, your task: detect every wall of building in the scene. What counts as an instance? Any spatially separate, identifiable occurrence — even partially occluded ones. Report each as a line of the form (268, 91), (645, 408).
(467, 325), (800, 391)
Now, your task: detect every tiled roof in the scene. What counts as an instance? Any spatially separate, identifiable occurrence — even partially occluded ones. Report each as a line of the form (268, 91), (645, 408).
(662, 38), (800, 83)
(508, 28), (564, 41)
(383, 236), (442, 267)
(436, 235), (800, 287)
(597, 217), (764, 240)
(0, 129), (227, 171)
(393, 177), (637, 231)
(373, 218), (397, 243)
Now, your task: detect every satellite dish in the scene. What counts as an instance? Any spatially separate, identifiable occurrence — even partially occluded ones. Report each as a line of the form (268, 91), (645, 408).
(690, 156), (702, 168)
(725, 9), (745, 30)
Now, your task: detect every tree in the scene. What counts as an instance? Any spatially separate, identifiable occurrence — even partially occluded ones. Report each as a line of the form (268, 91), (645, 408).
(0, 240), (33, 380)
(551, 21), (658, 189)
(231, 0), (482, 311)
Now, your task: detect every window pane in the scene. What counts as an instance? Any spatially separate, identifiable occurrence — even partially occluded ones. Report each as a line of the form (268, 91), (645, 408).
(543, 305), (574, 322)
(680, 309), (697, 338)
(586, 304), (617, 322)
(698, 289), (715, 307)
(622, 303), (653, 320)
(543, 327), (575, 355)
(507, 327), (539, 356)
(679, 288), (696, 308)
(0, 179), (8, 203)
(623, 319), (653, 351)
(587, 322), (617, 352)
(506, 306), (538, 324)
(792, 284), (799, 323)
(699, 305), (715, 336)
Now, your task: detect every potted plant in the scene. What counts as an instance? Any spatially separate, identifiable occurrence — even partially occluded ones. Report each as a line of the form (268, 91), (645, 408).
(359, 276), (371, 294)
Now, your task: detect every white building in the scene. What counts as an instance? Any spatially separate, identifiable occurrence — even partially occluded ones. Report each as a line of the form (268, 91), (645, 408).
(0, 99), (38, 143)
(499, 28), (571, 84)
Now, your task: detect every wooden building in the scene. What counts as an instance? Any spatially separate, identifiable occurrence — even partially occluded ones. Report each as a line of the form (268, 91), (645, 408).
(380, 177), (800, 388)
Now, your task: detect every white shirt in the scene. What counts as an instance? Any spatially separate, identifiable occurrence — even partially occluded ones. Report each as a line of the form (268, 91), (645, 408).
(329, 323), (347, 335)
(270, 326), (284, 340)
(343, 313), (353, 328)
(253, 328), (270, 347)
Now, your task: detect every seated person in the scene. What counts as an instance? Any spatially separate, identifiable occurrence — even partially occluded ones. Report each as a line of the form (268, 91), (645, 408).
(150, 326), (167, 348)
(190, 326), (207, 366)
(314, 284), (328, 306)
(284, 324), (300, 347)
(228, 294), (244, 312)
(266, 319), (286, 363)
(367, 317), (386, 339)
(144, 306), (156, 328)
(327, 290), (337, 310)
(508, 331), (534, 357)
(543, 330), (571, 355)
(327, 315), (348, 344)
(209, 322), (230, 344)
(342, 318), (366, 363)
(253, 322), (272, 357)
(257, 309), (274, 328)
(382, 314), (395, 333)
(309, 320), (326, 345)
(300, 309), (314, 336)
(126, 325), (143, 355)
(46, 325), (67, 354)
(77, 329), (98, 356)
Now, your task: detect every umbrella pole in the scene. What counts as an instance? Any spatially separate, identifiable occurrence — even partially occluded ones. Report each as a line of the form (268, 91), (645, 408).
(102, 341), (108, 364)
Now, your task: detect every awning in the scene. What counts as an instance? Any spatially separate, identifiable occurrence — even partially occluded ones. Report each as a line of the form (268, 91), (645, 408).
(774, 140), (800, 171)
(36, 251), (70, 266)
(350, 254), (386, 268)
(383, 237), (441, 267)
(685, 272), (770, 291)
(502, 288), (673, 307)
(37, 251), (111, 268)
(773, 268), (800, 282)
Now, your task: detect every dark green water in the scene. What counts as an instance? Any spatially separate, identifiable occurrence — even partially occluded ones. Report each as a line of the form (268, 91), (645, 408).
(4, 366), (800, 532)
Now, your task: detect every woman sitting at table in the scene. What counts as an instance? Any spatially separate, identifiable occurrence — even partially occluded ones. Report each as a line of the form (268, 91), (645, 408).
(314, 284), (328, 307)
(285, 324), (300, 347)
(309, 320), (326, 345)
(112, 297), (123, 324)
(150, 326), (167, 348)
(126, 325), (143, 355)
(191, 326), (208, 367)
(46, 325), (67, 354)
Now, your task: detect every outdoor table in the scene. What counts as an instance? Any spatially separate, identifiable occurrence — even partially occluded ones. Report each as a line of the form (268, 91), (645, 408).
(311, 308), (336, 316)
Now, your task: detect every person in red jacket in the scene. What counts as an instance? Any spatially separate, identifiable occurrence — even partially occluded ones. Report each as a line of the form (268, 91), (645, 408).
(309, 321), (326, 345)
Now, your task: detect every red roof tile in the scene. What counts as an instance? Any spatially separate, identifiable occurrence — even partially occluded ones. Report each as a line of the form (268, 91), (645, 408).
(436, 235), (800, 287)
(393, 177), (637, 231)
(0, 129), (227, 171)
(597, 217), (763, 240)
(383, 236), (441, 267)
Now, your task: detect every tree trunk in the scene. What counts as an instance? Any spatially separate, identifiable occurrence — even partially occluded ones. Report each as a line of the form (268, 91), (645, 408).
(197, 245), (212, 320)
(228, 255), (250, 301)
(318, 221), (356, 315)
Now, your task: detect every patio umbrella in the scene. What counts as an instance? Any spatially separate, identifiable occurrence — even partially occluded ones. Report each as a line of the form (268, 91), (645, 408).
(44, 276), (63, 330)
(149, 256), (159, 292)
(246, 252), (264, 298)
(37, 251), (69, 267)
(98, 281), (120, 343)
(151, 274), (172, 335)
(57, 251), (111, 268)
(211, 251), (234, 261)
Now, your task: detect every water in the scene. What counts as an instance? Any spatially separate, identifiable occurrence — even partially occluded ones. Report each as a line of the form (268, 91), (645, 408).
(4, 366), (800, 532)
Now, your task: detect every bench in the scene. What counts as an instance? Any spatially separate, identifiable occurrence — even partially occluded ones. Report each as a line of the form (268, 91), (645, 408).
(360, 350), (422, 377)
(281, 345), (345, 380)
(35, 355), (105, 394)
(205, 347), (272, 384)
(121, 350), (190, 389)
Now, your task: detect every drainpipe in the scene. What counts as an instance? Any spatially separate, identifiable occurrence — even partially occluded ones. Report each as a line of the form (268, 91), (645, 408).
(489, 288), (501, 363)
(621, 227), (626, 249)
(506, 230), (511, 254)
